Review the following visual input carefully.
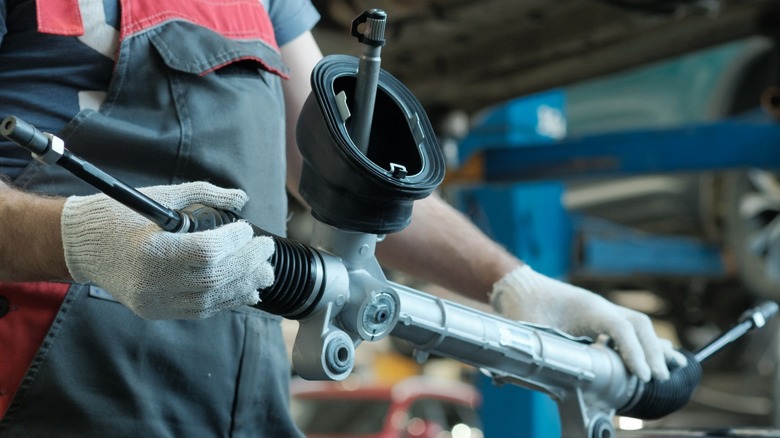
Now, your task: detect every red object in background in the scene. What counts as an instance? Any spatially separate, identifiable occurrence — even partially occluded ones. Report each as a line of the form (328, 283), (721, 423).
(290, 376), (483, 438)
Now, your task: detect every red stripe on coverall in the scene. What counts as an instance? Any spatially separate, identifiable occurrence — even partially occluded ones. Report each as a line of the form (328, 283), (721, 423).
(120, 0), (278, 49)
(35, 0), (84, 35)
(0, 282), (70, 419)
(35, 0), (279, 51)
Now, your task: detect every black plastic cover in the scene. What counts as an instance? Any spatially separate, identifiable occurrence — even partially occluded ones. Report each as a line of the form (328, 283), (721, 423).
(296, 55), (445, 234)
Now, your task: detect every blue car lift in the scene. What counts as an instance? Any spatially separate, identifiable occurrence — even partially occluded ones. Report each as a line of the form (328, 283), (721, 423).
(457, 109), (780, 184)
(453, 91), (780, 437)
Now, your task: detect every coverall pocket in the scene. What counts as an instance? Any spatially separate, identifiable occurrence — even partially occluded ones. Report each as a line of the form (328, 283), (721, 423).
(148, 20), (287, 80)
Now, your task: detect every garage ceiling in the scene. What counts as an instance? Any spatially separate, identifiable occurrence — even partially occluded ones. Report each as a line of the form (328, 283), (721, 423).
(311, 0), (780, 115)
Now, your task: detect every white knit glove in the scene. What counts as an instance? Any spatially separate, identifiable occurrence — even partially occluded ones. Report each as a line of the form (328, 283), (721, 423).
(490, 265), (687, 382)
(61, 181), (275, 320)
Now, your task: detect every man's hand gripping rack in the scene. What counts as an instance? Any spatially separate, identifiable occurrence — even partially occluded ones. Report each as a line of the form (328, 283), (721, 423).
(2, 11), (777, 437)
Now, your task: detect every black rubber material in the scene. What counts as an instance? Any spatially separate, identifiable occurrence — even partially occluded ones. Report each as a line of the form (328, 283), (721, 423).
(296, 55), (445, 234)
(618, 349), (702, 419)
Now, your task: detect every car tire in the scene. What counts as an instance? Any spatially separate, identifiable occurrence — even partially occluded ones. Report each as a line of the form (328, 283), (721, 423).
(724, 169), (780, 302)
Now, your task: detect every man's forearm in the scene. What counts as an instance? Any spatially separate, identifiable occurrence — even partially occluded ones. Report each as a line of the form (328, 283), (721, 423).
(0, 180), (70, 281)
(376, 194), (521, 302)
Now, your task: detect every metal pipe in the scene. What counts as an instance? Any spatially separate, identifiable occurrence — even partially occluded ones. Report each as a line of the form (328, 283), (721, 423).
(349, 9), (386, 155)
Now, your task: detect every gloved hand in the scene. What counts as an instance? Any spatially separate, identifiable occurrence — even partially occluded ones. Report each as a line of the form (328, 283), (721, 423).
(61, 181), (274, 320)
(490, 265), (687, 382)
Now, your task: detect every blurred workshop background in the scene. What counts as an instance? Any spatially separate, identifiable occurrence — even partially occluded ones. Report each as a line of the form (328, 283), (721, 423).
(285, 0), (780, 436)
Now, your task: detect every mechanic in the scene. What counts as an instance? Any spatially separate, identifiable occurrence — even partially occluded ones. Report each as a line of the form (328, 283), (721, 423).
(0, 0), (686, 435)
